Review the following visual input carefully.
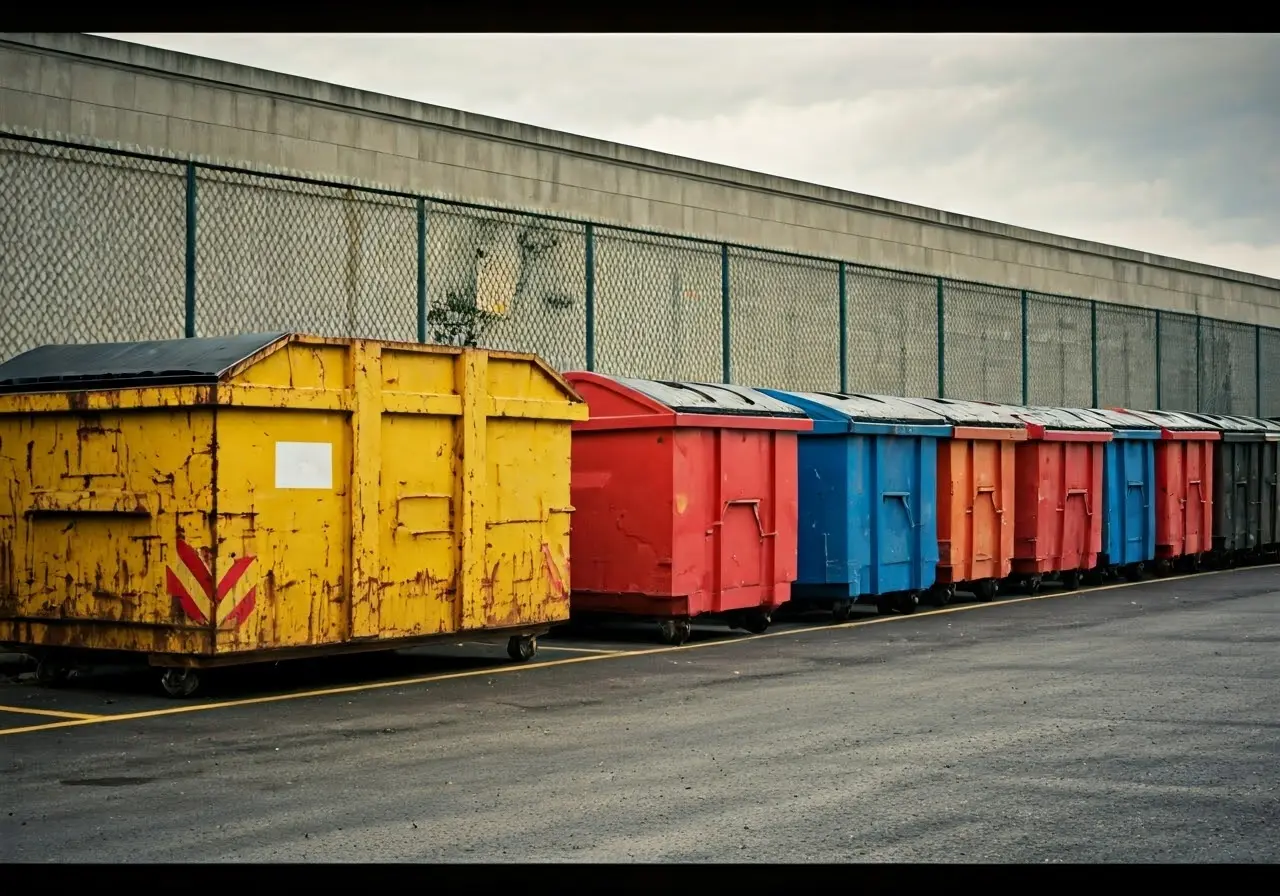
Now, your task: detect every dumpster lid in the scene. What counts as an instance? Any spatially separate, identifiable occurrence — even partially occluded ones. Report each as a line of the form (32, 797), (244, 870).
(0, 333), (291, 394)
(604, 376), (809, 419)
(766, 390), (951, 426)
(893, 396), (1025, 428)
(1063, 407), (1161, 431)
(1184, 412), (1275, 434)
(1003, 405), (1113, 432)
(1112, 408), (1220, 432)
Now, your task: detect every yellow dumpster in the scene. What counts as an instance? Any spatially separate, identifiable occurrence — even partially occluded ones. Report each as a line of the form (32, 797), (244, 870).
(0, 332), (587, 697)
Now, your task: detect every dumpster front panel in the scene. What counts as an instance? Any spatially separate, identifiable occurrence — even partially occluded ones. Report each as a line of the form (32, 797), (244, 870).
(793, 435), (853, 592)
(854, 433), (939, 596)
(1012, 440), (1106, 575)
(0, 408), (216, 655)
(1154, 440), (1214, 558)
(569, 429), (676, 601)
(1264, 437), (1280, 548)
(671, 426), (799, 614)
(1100, 436), (1158, 568)
(936, 436), (1017, 585)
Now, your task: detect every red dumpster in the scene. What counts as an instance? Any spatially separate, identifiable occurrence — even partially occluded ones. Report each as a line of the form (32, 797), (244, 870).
(1111, 409), (1219, 573)
(1000, 406), (1112, 593)
(562, 372), (812, 646)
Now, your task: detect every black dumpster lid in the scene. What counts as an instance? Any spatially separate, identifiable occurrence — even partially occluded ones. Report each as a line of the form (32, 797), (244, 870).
(1184, 412), (1273, 433)
(892, 396), (1024, 428)
(0, 333), (290, 394)
(612, 376), (809, 418)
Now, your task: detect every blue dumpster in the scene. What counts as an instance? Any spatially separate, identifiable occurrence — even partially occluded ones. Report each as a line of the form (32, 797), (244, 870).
(757, 389), (951, 619)
(1066, 407), (1159, 581)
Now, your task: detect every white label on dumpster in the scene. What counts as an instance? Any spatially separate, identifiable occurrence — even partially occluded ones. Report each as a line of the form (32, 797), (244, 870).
(275, 441), (333, 490)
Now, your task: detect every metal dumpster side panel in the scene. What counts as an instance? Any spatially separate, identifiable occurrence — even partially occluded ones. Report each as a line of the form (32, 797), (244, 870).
(568, 428), (677, 601)
(935, 435), (1017, 586)
(1011, 439), (1106, 575)
(859, 431), (940, 595)
(670, 425), (799, 615)
(1154, 439), (1215, 559)
(793, 434), (854, 592)
(0, 405), (217, 656)
(1100, 435), (1158, 568)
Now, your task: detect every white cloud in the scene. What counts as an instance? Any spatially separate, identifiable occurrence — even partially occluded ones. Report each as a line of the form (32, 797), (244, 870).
(100, 33), (1280, 278)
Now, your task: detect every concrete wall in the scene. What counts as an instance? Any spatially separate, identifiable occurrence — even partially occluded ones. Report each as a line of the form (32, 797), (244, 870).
(0, 32), (1277, 411)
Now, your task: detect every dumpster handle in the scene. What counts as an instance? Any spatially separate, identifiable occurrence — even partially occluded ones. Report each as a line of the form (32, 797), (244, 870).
(883, 491), (916, 528)
(713, 499), (776, 540)
(1065, 488), (1092, 517)
(1188, 480), (1206, 504)
(974, 485), (1004, 515)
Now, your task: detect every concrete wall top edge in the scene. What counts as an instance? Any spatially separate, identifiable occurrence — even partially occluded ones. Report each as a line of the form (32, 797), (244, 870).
(3, 30), (1277, 293)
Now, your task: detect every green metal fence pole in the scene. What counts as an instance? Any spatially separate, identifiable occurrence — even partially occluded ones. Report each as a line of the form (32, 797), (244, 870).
(936, 277), (946, 399)
(1195, 314), (1203, 412)
(1090, 300), (1099, 408)
(721, 243), (731, 384)
(1020, 289), (1029, 405)
(184, 162), (197, 339)
(838, 262), (848, 393)
(1256, 325), (1262, 417)
(1155, 309), (1163, 409)
(585, 224), (596, 372)
(416, 198), (427, 343)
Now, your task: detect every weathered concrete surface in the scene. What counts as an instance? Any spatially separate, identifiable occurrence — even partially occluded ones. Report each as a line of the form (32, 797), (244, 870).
(1, 31), (1278, 333)
(1, 567), (1277, 863)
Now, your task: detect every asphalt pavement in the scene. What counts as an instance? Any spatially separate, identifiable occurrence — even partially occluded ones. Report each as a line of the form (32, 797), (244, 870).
(2, 566), (1279, 863)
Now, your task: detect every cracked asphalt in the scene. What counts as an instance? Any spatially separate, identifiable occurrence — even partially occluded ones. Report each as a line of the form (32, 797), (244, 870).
(2, 565), (1278, 863)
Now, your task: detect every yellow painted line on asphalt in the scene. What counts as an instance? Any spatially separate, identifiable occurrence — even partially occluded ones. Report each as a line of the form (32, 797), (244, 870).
(0, 704), (104, 720)
(0, 561), (1275, 739)
(538, 645), (625, 654)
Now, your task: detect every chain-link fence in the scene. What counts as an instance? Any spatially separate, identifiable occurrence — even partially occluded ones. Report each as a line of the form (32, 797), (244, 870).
(2, 131), (1277, 418)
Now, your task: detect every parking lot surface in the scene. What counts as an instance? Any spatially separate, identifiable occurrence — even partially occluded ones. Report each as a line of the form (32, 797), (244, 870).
(2, 566), (1279, 863)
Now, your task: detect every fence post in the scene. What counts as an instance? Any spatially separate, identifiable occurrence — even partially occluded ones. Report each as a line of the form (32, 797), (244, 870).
(1090, 300), (1099, 408)
(1256, 326), (1263, 417)
(585, 224), (596, 372)
(1020, 289), (1029, 405)
(184, 162), (197, 339)
(936, 277), (945, 399)
(416, 198), (427, 343)
(838, 262), (848, 393)
(721, 243), (731, 384)
(1155, 309), (1163, 409)
(1195, 314), (1203, 412)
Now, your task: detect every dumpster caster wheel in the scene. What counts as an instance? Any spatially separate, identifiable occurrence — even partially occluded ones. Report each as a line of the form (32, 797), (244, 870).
(831, 601), (854, 622)
(1025, 576), (1042, 596)
(974, 579), (997, 603)
(875, 596), (893, 616)
(1061, 570), (1081, 591)
(1124, 563), (1145, 582)
(34, 659), (72, 686)
(741, 611), (771, 634)
(159, 668), (200, 699)
(658, 619), (692, 646)
(894, 591), (920, 615)
(506, 635), (537, 662)
(1154, 559), (1172, 577)
(927, 584), (954, 607)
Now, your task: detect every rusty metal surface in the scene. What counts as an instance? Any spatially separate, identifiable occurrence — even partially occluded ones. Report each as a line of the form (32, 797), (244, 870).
(0, 334), (586, 667)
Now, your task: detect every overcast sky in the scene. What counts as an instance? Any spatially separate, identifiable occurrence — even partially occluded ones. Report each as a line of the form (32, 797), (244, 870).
(104, 33), (1280, 279)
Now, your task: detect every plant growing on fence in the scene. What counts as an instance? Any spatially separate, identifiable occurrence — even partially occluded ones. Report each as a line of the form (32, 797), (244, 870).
(426, 286), (501, 347)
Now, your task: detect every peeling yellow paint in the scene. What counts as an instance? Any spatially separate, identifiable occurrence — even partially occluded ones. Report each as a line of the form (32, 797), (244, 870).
(0, 335), (588, 667)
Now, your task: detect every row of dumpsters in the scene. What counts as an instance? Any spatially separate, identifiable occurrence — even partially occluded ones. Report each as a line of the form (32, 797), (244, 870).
(0, 332), (1276, 697)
